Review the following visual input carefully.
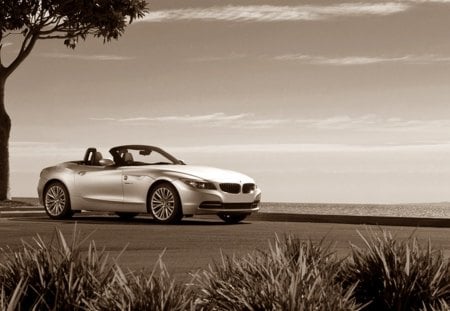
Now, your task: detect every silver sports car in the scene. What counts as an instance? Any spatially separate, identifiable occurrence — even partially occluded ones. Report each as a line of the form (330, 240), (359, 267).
(38, 145), (261, 224)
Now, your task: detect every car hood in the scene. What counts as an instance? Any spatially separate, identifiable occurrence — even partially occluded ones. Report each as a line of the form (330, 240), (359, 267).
(162, 165), (255, 183)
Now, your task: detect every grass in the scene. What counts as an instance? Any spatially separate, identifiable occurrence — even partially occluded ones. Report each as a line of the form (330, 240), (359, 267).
(1, 227), (450, 310)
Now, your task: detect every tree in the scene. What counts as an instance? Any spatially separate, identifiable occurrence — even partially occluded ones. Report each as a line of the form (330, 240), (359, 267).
(0, 0), (147, 200)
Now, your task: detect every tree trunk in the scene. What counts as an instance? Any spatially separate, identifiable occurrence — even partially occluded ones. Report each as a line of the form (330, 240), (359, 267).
(0, 77), (11, 201)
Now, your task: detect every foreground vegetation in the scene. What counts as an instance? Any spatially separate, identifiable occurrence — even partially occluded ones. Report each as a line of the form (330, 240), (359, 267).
(1, 227), (450, 310)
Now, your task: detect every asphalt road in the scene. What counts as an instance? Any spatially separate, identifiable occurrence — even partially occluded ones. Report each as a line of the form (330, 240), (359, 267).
(1, 215), (450, 281)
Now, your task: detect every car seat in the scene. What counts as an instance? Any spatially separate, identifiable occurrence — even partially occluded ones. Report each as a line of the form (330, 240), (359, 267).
(123, 152), (134, 165)
(93, 152), (103, 166)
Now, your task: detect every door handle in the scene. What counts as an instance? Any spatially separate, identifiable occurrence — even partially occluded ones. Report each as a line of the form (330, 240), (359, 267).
(123, 175), (133, 185)
(78, 171), (86, 176)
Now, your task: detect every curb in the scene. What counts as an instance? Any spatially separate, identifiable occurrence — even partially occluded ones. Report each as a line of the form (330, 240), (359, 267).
(0, 207), (44, 218)
(2, 207), (450, 228)
(0, 210), (45, 217)
(249, 213), (450, 228)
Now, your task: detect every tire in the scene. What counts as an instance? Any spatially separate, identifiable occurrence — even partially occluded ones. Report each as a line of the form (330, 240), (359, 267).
(148, 182), (182, 224)
(43, 181), (72, 219)
(116, 212), (139, 220)
(218, 213), (248, 224)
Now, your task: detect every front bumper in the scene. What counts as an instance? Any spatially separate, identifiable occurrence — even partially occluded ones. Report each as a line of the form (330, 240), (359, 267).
(172, 179), (261, 215)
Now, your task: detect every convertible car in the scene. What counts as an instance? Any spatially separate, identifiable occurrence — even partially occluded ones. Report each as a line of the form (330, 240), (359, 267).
(38, 145), (261, 224)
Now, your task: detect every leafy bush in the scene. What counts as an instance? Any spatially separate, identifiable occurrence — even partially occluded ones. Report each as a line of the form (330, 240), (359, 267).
(193, 235), (361, 311)
(339, 229), (450, 311)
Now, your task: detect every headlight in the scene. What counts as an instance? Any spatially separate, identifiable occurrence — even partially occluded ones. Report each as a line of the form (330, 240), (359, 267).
(183, 179), (216, 190)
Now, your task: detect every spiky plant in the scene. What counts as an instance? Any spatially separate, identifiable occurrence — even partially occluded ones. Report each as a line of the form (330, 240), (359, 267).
(1, 278), (27, 311)
(86, 254), (192, 311)
(0, 226), (115, 310)
(193, 235), (361, 311)
(422, 300), (450, 311)
(339, 229), (450, 311)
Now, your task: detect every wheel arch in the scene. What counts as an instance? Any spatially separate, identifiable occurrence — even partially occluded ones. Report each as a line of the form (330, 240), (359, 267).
(42, 178), (74, 219)
(43, 179), (71, 204)
(146, 179), (181, 213)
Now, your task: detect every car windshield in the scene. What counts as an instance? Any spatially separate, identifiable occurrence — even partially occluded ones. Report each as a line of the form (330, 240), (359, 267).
(110, 146), (180, 166)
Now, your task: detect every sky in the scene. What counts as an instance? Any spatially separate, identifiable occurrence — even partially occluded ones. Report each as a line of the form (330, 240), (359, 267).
(4, 0), (450, 203)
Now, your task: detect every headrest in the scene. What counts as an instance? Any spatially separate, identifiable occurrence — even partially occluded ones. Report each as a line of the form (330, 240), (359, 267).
(123, 152), (134, 164)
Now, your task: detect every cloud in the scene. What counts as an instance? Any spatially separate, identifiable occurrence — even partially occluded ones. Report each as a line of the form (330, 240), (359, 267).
(237, 119), (289, 129)
(141, 3), (409, 23)
(11, 141), (450, 163)
(408, 0), (450, 3)
(41, 53), (134, 61)
(117, 112), (251, 122)
(169, 142), (450, 154)
(89, 113), (450, 133)
(90, 113), (290, 129)
(296, 115), (450, 133)
(274, 54), (450, 65)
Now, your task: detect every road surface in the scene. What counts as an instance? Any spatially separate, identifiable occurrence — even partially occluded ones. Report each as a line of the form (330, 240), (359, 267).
(1, 215), (450, 281)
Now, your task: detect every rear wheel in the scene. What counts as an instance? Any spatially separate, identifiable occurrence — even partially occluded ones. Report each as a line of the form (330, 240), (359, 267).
(116, 212), (139, 220)
(149, 183), (182, 224)
(43, 182), (72, 219)
(218, 213), (249, 224)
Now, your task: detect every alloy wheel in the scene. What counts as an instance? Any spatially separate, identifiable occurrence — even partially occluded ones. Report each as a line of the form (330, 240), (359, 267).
(45, 185), (67, 217)
(151, 186), (176, 221)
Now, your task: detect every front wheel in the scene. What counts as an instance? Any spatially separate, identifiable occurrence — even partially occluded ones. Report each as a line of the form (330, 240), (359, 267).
(149, 183), (182, 224)
(218, 213), (249, 224)
(43, 182), (72, 219)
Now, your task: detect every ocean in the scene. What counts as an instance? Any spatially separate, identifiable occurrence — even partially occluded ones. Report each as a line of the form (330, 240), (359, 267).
(260, 202), (450, 219)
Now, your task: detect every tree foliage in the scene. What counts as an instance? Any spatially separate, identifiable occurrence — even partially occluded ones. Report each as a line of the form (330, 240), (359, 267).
(0, 0), (147, 76)
(0, 0), (147, 200)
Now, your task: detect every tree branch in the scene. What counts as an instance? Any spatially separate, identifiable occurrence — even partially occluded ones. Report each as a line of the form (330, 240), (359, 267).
(0, 0), (148, 77)
(38, 25), (96, 40)
(4, 31), (38, 78)
(38, 34), (70, 39)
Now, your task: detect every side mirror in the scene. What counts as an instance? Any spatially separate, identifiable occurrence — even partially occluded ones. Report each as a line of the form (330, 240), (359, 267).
(178, 159), (186, 165)
(99, 159), (114, 166)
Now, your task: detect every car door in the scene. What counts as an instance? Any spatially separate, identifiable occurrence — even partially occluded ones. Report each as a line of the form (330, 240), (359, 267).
(121, 168), (155, 212)
(73, 165), (124, 211)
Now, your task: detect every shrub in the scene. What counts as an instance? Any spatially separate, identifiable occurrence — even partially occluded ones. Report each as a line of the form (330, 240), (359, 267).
(1, 278), (27, 311)
(0, 226), (115, 310)
(0, 227), (192, 311)
(339, 229), (450, 311)
(193, 235), (361, 311)
(85, 256), (192, 311)
(3, 226), (450, 311)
